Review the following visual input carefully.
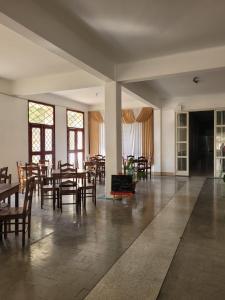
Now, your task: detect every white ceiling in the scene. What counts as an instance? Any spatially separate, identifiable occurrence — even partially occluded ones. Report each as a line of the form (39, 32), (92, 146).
(147, 68), (225, 99)
(38, 0), (225, 63)
(0, 23), (78, 80)
(53, 86), (147, 108)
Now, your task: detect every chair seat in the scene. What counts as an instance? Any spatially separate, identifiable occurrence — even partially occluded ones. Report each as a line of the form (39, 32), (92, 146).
(61, 186), (77, 192)
(42, 184), (59, 190)
(0, 207), (24, 219)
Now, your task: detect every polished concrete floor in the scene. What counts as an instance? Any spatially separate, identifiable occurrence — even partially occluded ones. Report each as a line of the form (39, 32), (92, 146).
(158, 178), (225, 300)
(1, 176), (223, 300)
(0, 176), (186, 300)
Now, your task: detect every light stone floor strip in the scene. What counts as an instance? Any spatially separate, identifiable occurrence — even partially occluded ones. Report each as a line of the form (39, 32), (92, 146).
(85, 177), (205, 300)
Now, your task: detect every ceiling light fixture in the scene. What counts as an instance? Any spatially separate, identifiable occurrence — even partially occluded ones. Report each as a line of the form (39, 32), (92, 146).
(193, 76), (199, 84)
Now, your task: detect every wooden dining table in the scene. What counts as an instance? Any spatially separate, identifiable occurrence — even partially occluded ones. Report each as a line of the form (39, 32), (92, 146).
(0, 183), (19, 206)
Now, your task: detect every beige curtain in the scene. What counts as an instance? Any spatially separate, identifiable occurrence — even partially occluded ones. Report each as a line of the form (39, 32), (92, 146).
(136, 108), (154, 162)
(88, 111), (103, 156)
(122, 109), (136, 123)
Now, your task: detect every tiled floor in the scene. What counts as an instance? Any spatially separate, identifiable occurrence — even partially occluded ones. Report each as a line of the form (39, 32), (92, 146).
(158, 178), (225, 300)
(0, 176), (186, 300)
(85, 176), (205, 300)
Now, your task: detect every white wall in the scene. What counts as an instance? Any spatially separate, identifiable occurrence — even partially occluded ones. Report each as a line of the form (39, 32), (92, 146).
(161, 109), (175, 174)
(0, 94), (28, 180)
(0, 93), (89, 180)
(153, 109), (161, 173)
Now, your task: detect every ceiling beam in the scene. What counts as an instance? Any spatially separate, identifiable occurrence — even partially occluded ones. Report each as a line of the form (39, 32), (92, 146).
(12, 70), (103, 96)
(0, 0), (114, 81)
(116, 45), (225, 83)
(123, 82), (162, 109)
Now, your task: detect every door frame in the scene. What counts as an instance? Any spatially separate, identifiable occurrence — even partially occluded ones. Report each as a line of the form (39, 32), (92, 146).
(175, 109), (216, 177)
(28, 100), (55, 166)
(175, 111), (189, 176)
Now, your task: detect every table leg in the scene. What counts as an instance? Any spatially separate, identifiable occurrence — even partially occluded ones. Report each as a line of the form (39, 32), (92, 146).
(15, 191), (19, 236)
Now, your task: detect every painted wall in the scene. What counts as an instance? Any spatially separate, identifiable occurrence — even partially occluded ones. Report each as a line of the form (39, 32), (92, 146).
(0, 94), (28, 180)
(0, 93), (89, 180)
(161, 109), (175, 174)
(153, 109), (161, 173)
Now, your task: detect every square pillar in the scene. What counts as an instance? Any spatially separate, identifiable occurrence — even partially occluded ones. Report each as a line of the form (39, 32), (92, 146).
(105, 82), (122, 197)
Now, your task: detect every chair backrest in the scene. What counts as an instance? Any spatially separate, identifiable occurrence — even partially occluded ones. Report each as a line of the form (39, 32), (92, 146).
(84, 161), (96, 170)
(95, 154), (103, 160)
(25, 163), (39, 178)
(0, 173), (11, 184)
(60, 162), (74, 172)
(138, 156), (146, 161)
(0, 167), (9, 183)
(23, 177), (35, 214)
(39, 159), (50, 166)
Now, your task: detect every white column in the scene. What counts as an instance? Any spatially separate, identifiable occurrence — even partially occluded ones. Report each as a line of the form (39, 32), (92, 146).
(105, 82), (122, 198)
(153, 109), (162, 175)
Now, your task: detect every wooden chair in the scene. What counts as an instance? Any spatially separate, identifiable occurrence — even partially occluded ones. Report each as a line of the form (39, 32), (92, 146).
(95, 154), (103, 160)
(0, 174), (12, 206)
(137, 157), (148, 179)
(78, 169), (97, 210)
(0, 177), (35, 247)
(0, 167), (8, 183)
(60, 162), (74, 171)
(84, 161), (96, 182)
(25, 163), (40, 194)
(96, 160), (105, 183)
(39, 159), (50, 166)
(40, 174), (59, 210)
(127, 155), (135, 161)
(17, 162), (26, 193)
(59, 167), (80, 213)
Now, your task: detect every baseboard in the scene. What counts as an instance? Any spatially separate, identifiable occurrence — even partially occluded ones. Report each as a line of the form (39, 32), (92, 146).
(153, 172), (175, 176)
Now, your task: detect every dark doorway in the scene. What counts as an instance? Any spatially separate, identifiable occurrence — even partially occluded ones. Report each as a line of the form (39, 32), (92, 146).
(189, 111), (214, 176)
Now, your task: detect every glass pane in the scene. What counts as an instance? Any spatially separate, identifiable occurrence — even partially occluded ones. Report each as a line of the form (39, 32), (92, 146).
(177, 158), (187, 171)
(177, 143), (187, 156)
(32, 155), (40, 163)
(177, 128), (187, 142)
(77, 152), (83, 169)
(32, 128), (41, 151)
(217, 111), (225, 125)
(216, 127), (225, 157)
(29, 102), (54, 125)
(77, 131), (83, 150)
(67, 110), (83, 128)
(177, 113), (187, 127)
(216, 158), (225, 177)
(45, 128), (52, 151)
(69, 153), (75, 165)
(45, 154), (52, 165)
(69, 131), (75, 151)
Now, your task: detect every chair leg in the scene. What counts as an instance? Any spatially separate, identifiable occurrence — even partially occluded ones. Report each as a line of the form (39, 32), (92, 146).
(60, 195), (62, 213)
(53, 191), (55, 210)
(0, 221), (2, 241)
(22, 218), (26, 247)
(41, 190), (43, 209)
(28, 214), (31, 238)
(3, 222), (7, 239)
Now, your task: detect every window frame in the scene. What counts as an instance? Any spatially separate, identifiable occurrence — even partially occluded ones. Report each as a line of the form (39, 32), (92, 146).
(28, 100), (55, 166)
(66, 109), (85, 167)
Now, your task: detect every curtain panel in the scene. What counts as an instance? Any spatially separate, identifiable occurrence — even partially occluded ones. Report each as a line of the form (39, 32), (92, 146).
(136, 108), (154, 162)
(122, 109), (136, 123)
(88, 108), (154, 163)
(88, 111), (103, 156)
